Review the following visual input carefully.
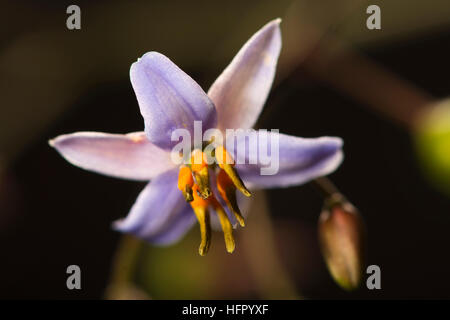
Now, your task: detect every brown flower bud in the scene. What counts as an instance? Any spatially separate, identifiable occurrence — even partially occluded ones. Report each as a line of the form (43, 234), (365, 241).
(318, 194), (366, 291)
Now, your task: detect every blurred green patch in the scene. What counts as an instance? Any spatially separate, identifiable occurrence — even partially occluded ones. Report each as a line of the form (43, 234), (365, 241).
(136, 229), (217, 299)
(415, 99), (450, 196)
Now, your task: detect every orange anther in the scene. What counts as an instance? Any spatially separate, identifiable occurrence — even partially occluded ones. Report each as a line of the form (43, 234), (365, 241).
(190, 149), (208, 172)
(190, 185), (209, 209)
(216, 169), (246, 227)
(217, 168), (234, 194)
(177, 166), (194, 191)
(215, 146), (235, 168)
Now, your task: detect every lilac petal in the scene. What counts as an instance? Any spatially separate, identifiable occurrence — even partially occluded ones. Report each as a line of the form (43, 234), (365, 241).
(113, 169), (195, 245)
(147, 204), (197, 245)
(229, 131), (343, 188)
(208, 19), (282, 131)
(49, 131), (176, 181)
(130, 52), (217, 150)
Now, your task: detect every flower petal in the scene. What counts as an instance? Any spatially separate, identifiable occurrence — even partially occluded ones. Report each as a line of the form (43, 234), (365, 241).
(130, 52), (217, 150)
(50, 131), (176, 181)
(208, 19), (282, 131)
(147, 204), (197, 245)
(114, 169), (195, 244)
(228, 130), (343, 188)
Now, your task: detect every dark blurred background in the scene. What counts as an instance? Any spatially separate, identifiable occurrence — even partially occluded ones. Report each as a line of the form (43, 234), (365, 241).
(1, 0), (450, 299)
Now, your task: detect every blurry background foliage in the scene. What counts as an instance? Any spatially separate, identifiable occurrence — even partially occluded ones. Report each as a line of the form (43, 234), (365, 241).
(1, 0), (450, 299)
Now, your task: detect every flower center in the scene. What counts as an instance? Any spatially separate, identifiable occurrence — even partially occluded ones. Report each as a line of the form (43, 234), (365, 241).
(177, 146), (251, 256)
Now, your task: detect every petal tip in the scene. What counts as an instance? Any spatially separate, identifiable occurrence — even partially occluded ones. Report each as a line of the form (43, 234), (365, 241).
(130, 51), (160, 75)
(262, 18), (282, 39)
(326, 149), (345, 175)
(266, 18), (282, 32)
(320, 136), (344, 149)
(333, 137), (344, 148)
(48, 138), (56, 147)
(132, 51), (165, 66)
(48, 134), (66, 149)
(272, 17), (282, 25)
(112, 219), (125, 231)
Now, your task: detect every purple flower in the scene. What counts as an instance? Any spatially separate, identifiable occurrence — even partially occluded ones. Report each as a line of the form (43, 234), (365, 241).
(50, 19), (343, 255)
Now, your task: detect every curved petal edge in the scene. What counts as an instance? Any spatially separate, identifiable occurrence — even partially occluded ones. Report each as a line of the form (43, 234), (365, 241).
(208, 19), (282, 131)
(130, 52), (217, 150)
(49, 131), (176, 181)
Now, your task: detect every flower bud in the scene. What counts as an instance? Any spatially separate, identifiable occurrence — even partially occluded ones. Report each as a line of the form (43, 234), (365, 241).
(318, 194), (365, 291)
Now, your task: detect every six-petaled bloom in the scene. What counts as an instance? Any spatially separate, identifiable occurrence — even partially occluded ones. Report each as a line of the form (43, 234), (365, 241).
(49, 19), (344, 255)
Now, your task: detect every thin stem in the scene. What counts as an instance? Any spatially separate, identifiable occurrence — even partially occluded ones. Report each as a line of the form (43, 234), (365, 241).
(313, 177), (350, 210)
(104, 235), (143, 299)
(313, 177), (340, 198)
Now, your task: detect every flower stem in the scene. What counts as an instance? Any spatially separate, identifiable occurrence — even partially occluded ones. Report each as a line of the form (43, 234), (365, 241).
(104, 235), (143, 299)
(313, 176), (340, 198)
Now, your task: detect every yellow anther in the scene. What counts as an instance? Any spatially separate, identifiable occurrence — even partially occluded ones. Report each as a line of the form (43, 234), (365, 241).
(194, 166), (211, 199)
(190, 186), (211, 256)
(214, 145), (235, 165)
(215, 146), (251, 197)
(190, 149), (208, 171)
(210, 197), (235, 254)
(178, 166), (194, 202)
(190, 150), (211, 199)
(217, 169), (245, 227)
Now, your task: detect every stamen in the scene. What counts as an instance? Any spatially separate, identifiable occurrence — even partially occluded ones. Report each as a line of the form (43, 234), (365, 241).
(190, 186), (211, 256)
(217, 169), (245, 227)
(210, 197), (235, 253)
(215, 146), (251, 197)
(190, 149), (212, 199)
(181, 147), (252, 254)
(177, 166), (194, 202)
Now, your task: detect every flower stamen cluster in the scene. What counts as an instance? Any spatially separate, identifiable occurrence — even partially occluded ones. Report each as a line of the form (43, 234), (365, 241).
(178, 145), (250, 255)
